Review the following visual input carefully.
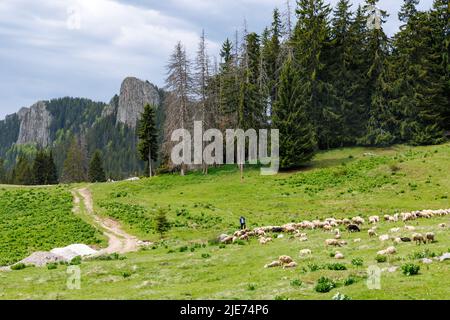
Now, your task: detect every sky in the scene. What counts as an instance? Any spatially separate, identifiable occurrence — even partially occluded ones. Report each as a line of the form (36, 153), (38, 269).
(0, 0), (434, 120)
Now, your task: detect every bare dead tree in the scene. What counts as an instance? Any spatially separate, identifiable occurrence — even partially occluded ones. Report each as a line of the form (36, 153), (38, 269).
(194, 30), (211, 174)
(164, 42), (192, 176)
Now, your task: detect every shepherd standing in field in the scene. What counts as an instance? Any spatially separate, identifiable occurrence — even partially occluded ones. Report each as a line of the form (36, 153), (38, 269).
(240, 216), (246, 230)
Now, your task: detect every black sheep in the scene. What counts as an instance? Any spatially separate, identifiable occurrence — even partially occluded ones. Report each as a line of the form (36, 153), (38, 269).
(347, 224), (361, 232)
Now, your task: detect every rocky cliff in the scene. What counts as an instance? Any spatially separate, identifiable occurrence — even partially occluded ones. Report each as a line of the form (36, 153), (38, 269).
(116, 77), (160, 128)
(0, 76), (163, 178)
(17, 101), (52, 147)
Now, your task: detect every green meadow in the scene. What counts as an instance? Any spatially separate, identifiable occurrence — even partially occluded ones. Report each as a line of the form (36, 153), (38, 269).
(0, 143), (449, 300)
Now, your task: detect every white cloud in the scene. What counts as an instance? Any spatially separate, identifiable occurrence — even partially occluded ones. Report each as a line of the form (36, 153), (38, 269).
(0, 0), (434, 120)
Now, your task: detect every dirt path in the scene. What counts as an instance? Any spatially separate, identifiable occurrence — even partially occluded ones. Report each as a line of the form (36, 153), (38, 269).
(74, 188), (140, 255)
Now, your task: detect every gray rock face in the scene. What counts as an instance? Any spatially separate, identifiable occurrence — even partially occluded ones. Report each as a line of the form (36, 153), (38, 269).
(17, 101), (52, 147)
(116, 77), (160, 128)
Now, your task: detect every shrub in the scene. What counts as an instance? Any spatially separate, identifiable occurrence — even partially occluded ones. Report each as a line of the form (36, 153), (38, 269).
(308, 264), (323, 272)
(201, 253), (211, 259)
(375, 255), (387, 263)
(179, 246), (188, 253)
(344, 276), (357, 286)
(47, 263), (58, 270)
(327, 263), (347, 271)
(11, 263), (27, 271)
(315, 277), (336, 293)
(402, 264), (420, 276)
(247, 284), (256, 291)
(290, 279), (303, 287)
(351, 258), (364, 267)
(121, 271), (132, 278)
(70, 256), (82, 265)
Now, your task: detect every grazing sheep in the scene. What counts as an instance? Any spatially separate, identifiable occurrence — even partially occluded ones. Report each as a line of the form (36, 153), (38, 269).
(388, 216), (397, 223)
(368, 229), (377, 237)
(334, 229), (342, 239)
(390, 228), (400, 233)
(425, 232), (435, 244)
(239, 234), (249, 241)
(347, 224), (361, 232)
(342, 218), (351, 225)
(299, 249), (312, 257)
(335, 252), (345, 259)
(259, 237), (272, 245)
(298, 236), (308, 242)
(369, 216), (380, 224)
(354, 238), (362, 243)
(439, 223), (446, 229)
(283, 262), (298, 269)
(377, 247), (396, 255)
(283, 225), (296, 233)
(412, 233), (426, 245)
(379, 234), (390, 242)
(401, 237), (412, 242)
(405, 226), (416, 231)
(385, 246), (397, 254)
(323, 224), (333, 231)
(384, 215), (391, 221)
(232, 236), (238, 243)
(352, 216), (365, 225)
(221, 236), (233, 244)
(339, 240), (348, 246)
(264, 261), (282, 268)
(279, 255), (294, 264)
(325, 239), (341, 246)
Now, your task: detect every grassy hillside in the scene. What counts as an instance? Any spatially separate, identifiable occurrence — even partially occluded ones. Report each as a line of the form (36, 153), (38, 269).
(90, 143), (450, 241)
(0, 143), (449, 300)
(0, 187), (104, 266)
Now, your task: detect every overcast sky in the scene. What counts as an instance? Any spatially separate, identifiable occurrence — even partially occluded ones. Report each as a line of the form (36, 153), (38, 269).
(0, 0), (434, 120)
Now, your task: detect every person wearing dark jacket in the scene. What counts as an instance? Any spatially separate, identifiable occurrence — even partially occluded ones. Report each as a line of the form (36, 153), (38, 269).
(240, 216), (246, 230)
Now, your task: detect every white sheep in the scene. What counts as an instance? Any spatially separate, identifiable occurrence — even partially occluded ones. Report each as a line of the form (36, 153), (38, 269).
(335, 252), (345, 259)
(264, 261), (282, 268)
(405, 226), (416, 231)
(369, 216), (380, 224)
(299, 249), (312, 257)
(425, 232), (435, 243)
(368, 229), (377, 237)
(283, 262), (298, 269)
(390, 227), (400, 233)
(379, 234), (390, 242)
(412, 233), (426, 245)
(279, 255), (294, 264)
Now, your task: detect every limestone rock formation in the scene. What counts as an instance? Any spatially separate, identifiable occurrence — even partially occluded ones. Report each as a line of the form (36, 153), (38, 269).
(17, 101), (52, 147)
(116, 77), (160, 128)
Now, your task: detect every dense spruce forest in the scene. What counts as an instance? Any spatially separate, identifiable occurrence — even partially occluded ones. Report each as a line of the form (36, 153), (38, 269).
(161, 0), (448, 171)
(0, 0), (448, 184)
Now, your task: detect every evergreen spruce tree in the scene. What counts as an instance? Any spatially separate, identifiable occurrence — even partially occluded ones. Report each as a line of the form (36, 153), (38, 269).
(12, 154), (32, 185)
(238, 32), (266, 130)
(32, 150), (47, 185)
(138, 104), (158, 177)
(0, 158), (5, 184)
(390, 1), (445, 145)
(262, 9), (283, 106)
(61, 137), (88, 183)
(45, 151), (58, 185)
(88, 151), (106, 183)
(154, 208), (171, 238)
(292, 0), (341, 149)
(359, 0), (398, 146)
(272, 54), (317, 169)
(219, 39), (240, 127)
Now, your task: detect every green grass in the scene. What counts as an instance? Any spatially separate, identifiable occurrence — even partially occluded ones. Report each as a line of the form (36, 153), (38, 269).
(0, 187), (104, 266)
(0, 143), (449, 300)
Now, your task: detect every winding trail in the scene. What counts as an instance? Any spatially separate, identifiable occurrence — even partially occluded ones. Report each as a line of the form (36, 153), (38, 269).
(73, 188), (140, 255)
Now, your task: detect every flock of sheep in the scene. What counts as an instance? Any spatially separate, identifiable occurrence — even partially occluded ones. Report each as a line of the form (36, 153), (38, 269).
(217, 208), (449, 268)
